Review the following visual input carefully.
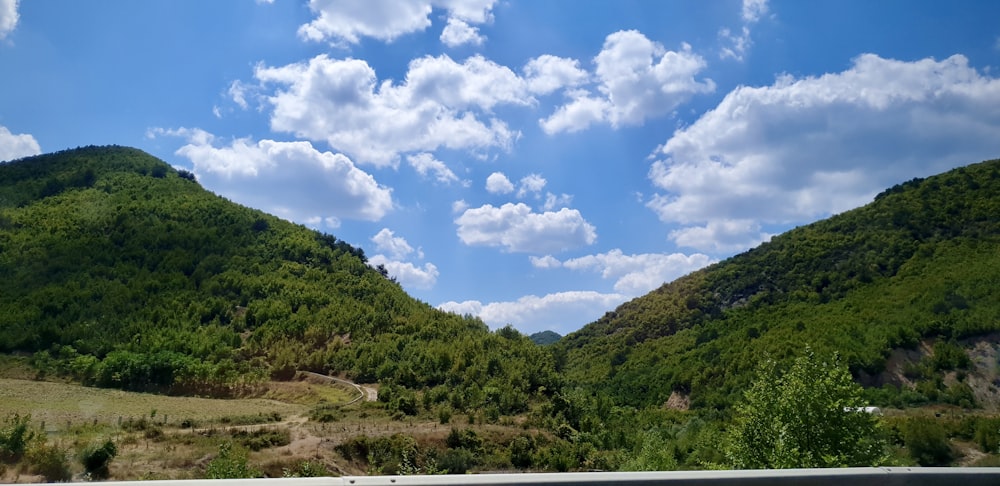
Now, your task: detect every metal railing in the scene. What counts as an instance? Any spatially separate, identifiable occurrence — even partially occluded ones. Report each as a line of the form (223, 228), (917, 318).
(63, 468), (1000, 486)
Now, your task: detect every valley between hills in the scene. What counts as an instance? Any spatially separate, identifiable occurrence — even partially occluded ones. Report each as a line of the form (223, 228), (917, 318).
(1, 146), (999, 480)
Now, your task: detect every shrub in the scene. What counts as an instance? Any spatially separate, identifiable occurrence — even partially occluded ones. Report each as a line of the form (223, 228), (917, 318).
(0, 413), (35, 462)
(80, 439), (117, 479)
(206, 442), (260, 479)
(26, 443), (72, 482)
(901, 418), (954, 466)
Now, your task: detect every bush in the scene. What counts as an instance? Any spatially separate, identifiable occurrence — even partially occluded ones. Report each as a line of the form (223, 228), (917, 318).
(438, 448), (475, 474)
(26, 443), (72, 482)
(0, 413), (35, 462)
(206, 442), (260, 479)
(80, 439), (117, 479)
(901, 418), (954, 466)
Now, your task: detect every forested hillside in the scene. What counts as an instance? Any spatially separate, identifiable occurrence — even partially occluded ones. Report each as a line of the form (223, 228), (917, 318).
(0, 146), (555, 415)
(558, 159), (1000, 410)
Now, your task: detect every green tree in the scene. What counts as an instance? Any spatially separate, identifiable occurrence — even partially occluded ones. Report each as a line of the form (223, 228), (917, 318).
(726, 348), (886, 468)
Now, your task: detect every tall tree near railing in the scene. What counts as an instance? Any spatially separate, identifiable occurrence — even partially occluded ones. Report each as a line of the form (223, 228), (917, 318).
(726, 347), (887, 468)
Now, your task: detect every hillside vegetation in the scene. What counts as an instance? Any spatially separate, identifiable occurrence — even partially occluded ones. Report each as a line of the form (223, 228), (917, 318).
(3, 147), (1000, 477)
(0, 146), (555, 416)
(558, 158), (1000, 410)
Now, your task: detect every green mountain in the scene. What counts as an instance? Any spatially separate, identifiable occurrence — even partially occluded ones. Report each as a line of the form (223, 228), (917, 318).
(530, 330), (562, 346)
(0, 146), (555, 414)
(558, 159), (1000, 410)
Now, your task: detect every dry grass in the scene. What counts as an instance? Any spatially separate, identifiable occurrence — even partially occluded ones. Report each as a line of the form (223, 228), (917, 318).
(0, 378), (306, 431)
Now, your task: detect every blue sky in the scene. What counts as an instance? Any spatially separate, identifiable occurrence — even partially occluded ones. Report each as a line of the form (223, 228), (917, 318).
(3, 1), (1000, 335)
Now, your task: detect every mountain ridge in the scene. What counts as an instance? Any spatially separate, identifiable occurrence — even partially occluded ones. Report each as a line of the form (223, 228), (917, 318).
(558, 158), (1000, 409)
(0, 146), (556, 416)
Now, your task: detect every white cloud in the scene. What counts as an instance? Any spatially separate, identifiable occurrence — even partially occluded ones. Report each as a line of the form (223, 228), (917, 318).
(451, 199), (469, 214)
(742, 0), (769, 23)
(254, 54), (528, 166)
(0, 125), (40, 162)
(455, 202), (597, 253)
(516, 173), (546, 198)
(529, 255), (561, 269)
(485, 171), (514, 194)
(541, 30), (715, 134)
(669, 220), (772, 253)
(542, 192), (573, 211)
(648, 53), (1000, 253)
(298, 0), (495, 45)
(540, 91), (609, 134)
(367, 228), (437, 289)
(439, 290), (627, 334)
(369, 254), (439, 290)
(440, 17), (485, 47)
(406, 152), (459, 184)
(371, 228), (415, 260)
(154, 128), (393, 223)
(0, 0), (19, 41)
(719, 0), (769, 61)
(228, 80), (251, 109)
(523, 55), (590, 95)
(559, 249), (715, 296)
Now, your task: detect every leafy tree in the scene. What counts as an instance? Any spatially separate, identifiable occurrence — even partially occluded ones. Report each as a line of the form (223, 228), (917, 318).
(726, 348), (886, 468)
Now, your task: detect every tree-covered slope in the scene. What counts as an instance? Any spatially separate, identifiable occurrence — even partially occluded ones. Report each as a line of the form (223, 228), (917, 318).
(0, 146), (555, 413)
(558, 159), (1000, 409)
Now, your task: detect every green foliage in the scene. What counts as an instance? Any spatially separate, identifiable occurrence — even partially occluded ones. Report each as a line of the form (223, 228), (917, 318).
(559, 158), (1000, 409)
(229, 428), (291, 451)
(80, 439), (117, 479)
(335, 434), (435, 475)
(0, 413), (34, 462)
(897, 418), (954, 466)
(530, 330), (562, 346)
(0, 146), (557, 414)
(25, 443), (72, 482)
(282, 460), (330, 477)
(620, 430), (678, 471)
(206, 441), (260, 479)
(726, 349), (887, 469)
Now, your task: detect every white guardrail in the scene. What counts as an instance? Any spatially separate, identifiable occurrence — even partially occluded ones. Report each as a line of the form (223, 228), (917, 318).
(60, 469), (1000, 486)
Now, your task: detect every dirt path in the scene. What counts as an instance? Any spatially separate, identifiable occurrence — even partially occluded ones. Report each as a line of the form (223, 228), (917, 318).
(296, 371), (378, 404)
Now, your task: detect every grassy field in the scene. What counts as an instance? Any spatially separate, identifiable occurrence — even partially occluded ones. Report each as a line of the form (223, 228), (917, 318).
(0, 378), (307, 430)
(0, 374), (391, 482)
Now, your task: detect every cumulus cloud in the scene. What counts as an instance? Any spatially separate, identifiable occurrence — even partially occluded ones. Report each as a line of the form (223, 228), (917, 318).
(0, 0), (19, 41)
(528, 255), (561, 269)
(153, 128), (393, 224)
(298, 0), (495, 45)
(523, 55), (590, 95)
(669, 220), (772, 253)
(455, 202), (597, 253)
(368, 228), (437, 289)
(648, 53), (1000, 252)
(407, 152), (459, 184)
(542, 192), (573, 211)
(369, 254), (439, 289)
(371, 228), (415, 260)
(0, 125), (40, 162)
(485, 172), (514, 194)
(556, 249), (714, 296)
(440, 17), (485, 47)
(254, 54), (529, 166)
(438, 290), (627, 334)
(541, 30), (715, 134)
(719, 0), (769, 61)
(516, 173), (546, 198)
